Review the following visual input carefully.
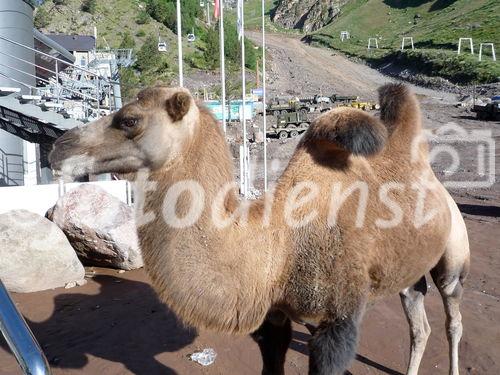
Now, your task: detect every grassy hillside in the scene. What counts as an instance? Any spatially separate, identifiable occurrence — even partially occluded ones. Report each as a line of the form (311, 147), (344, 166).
(306, 0), (500, 84)
(36, 0), (178, 49)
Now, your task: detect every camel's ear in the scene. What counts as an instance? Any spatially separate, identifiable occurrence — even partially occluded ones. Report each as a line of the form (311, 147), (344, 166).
(166, 91), (191, 122)
(306, 109), (387, 156)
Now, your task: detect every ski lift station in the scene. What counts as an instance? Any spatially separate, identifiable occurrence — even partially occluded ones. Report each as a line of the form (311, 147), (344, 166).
(0, 0), (133, 201)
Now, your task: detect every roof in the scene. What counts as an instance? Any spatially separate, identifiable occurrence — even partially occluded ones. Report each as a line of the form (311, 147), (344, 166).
(45, 34), (96, 52)
(34, 30), (75, 64)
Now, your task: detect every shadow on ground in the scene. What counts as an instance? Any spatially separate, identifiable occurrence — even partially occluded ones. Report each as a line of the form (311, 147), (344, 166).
(459, 203), (500, 218)
(0, 275), (196, 375)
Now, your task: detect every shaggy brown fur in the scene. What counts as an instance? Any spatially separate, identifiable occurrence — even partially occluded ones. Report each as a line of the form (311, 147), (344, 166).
(49, 84), (469, 375)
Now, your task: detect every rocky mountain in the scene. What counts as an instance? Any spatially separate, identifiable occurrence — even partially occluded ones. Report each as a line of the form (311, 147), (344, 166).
(272, 0), (349, 32)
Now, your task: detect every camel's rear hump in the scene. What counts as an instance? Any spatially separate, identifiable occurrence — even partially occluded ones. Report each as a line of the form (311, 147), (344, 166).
(378, 83), (422, 140)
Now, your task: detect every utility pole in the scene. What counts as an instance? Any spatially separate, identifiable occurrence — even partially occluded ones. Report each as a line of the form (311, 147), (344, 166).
(262, 0), (268, 191)
(207, 0), (211, 26)
(219, 0), (227, 133)
(256, 59), (260, 89)
(240, 0), (249, 197)
(176, 0), (183, 87)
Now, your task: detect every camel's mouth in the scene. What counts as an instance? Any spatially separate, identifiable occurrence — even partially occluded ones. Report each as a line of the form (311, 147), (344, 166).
(50, 154), (96, 181)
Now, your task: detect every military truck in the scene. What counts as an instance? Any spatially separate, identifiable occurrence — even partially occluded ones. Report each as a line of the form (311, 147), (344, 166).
(266, 112), (311, 139)
(298, 94), (359, 105)
(472, 97), (500, 120)
(266, 98), (310, 116)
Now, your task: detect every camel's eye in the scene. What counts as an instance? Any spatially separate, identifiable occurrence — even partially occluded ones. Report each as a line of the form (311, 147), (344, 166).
(122, 118), (138, 128)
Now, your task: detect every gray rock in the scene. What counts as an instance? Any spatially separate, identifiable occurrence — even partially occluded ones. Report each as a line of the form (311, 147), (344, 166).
(0, 210), (85, 293)
(48, 184), (143, 270)
(272, 0), (349, 32)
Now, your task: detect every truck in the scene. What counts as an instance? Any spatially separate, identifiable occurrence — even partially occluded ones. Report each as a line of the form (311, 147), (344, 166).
(299, 94), (359, 105)
(472, 97), (500, 121)
(266, 112), (312, 139)
(266, 98), (310, 116)
(336, 101), (380, 111)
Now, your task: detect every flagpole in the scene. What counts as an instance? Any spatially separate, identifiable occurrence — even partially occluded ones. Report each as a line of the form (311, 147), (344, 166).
(262, 0), (268, 192)
(176, 0), (183, 87)
(240, 0), (249, 197)
(219, 0), (227, 134)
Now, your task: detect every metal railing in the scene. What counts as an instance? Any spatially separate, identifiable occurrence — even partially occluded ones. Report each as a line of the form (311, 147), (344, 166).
(0, 35), (126, 120)
(0, 148), (24, 186)
(0, 280), (51, 375)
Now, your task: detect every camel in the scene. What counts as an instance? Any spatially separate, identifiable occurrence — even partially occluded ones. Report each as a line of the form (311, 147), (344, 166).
(49, 83), (470, 375)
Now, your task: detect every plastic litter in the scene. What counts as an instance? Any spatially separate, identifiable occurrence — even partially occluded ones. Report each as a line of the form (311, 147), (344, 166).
(190, 348), (217, 366)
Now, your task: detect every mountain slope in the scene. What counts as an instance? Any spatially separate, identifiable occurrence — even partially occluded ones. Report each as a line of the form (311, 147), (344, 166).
(305, 0), (500, 84)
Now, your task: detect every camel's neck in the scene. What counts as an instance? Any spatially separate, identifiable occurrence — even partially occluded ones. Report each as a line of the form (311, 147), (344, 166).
(136, 107), (279, 335)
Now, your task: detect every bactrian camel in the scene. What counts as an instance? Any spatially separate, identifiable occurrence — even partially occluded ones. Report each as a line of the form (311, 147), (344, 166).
(50, 83), (470, 375)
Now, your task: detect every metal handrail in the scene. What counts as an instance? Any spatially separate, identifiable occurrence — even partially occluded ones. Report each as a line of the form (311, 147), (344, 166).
(0, 35), (113, 84)
(0, 49), (113, 98)
(0, 61), (98, 104)
(0, 280), (51, 375)
(0, 149), (24, 186)
(0, 71), (34, 93)
(0, 34), (124, 117)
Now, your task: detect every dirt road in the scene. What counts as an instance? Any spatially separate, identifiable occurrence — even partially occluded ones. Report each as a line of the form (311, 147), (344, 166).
(247, 32), (457, 101)
(0, 34), (499, 374)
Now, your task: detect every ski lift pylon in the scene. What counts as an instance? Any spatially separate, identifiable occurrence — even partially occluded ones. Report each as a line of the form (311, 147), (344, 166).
(187, 34), (196, 43)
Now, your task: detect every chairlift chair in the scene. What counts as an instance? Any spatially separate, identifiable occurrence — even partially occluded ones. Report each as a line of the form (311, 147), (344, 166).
(158, 42), (167, 52)
(200, 0), (205, 7)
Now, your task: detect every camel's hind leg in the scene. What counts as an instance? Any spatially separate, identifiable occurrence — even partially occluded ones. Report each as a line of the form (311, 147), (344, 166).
(400, 276), (431, 375)
(431, 252), (469, 375)
(431, 196), (470, 375)
(251, 311), (292, 375)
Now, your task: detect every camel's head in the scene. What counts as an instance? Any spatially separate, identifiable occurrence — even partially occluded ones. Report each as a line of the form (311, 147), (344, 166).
(49, 86), (198, 180)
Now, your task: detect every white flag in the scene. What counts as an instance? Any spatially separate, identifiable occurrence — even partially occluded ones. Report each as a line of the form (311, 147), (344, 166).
(237, 0), (243, 41)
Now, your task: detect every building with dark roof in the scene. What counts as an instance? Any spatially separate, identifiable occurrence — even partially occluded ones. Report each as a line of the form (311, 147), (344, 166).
(45, 34), (96, 67)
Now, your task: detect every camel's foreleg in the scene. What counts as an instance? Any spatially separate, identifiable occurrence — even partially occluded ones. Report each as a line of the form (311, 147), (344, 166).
(307, 310), (362, 375)
(400, 276), (431, 375)
(251, 311), (292, 375)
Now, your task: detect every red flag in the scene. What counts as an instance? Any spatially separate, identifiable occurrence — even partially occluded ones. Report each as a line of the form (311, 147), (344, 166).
(214, 0), (220, 19)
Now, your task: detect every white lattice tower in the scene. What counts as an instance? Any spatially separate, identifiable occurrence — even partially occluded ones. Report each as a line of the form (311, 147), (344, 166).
(479, 43), (496, 62)
(368, 38), (379, 49)
(340, 31), (350, 41)
(458, 38), (474, 55)
(401, 37), (415, 50)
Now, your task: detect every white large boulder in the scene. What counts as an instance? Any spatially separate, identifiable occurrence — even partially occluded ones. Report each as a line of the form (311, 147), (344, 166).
(0, 210), (85, 293)
(48, 184), (143, 270)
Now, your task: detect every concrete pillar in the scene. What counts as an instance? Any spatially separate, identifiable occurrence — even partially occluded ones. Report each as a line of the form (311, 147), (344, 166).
(0, 0), (36, 185)
(0, 0), (36, 92)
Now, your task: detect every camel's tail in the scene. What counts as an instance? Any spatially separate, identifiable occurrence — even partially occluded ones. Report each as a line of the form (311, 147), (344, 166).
(378, 83), (421, 137)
